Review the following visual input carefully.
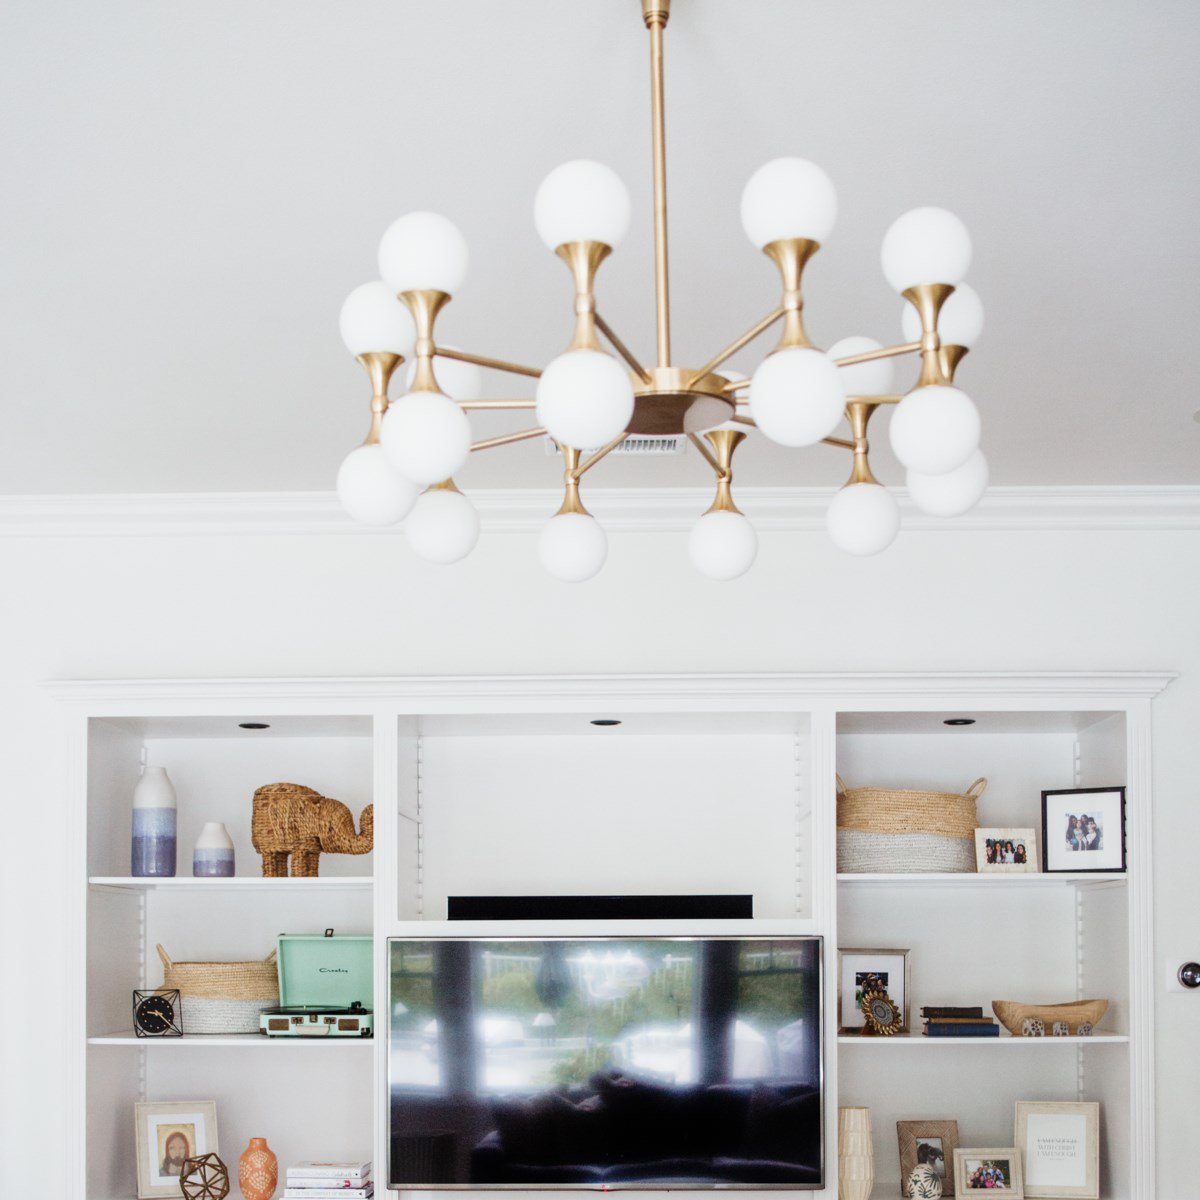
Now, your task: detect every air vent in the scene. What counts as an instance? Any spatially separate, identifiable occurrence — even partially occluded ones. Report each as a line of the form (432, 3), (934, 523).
(544, 436), (686, 457)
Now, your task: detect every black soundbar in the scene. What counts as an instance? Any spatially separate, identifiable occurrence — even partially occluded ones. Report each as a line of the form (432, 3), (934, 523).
(447, 894), (753, 920)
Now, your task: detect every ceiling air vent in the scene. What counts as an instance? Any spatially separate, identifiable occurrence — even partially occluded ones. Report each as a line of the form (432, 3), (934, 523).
(544, 436), (686, 457)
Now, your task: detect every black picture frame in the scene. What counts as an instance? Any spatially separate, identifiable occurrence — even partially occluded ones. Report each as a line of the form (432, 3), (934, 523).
(1040, 786), (1127, 873)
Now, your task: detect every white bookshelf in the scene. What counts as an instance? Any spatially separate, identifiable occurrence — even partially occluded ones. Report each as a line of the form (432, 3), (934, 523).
(57, 672), (1170, 1200)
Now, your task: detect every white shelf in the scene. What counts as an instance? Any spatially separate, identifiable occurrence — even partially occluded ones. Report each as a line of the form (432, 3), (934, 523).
(837, 872), (1127, 887)
(89, 875), (373, 892)
(88, 1031), (375, 1046)
(838, 1033), (1129, 1045)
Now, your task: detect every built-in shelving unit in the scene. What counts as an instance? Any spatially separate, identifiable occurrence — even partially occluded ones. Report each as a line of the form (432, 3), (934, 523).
(59, 672), (1170, 1200)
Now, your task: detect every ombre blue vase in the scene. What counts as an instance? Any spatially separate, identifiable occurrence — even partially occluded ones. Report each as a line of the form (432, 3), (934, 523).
(131, 766), (176, 877)
(193, 821), (235, 877)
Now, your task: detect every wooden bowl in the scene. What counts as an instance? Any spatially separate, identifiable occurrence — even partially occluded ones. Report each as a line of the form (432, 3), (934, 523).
(992, 999), (1108, 1036)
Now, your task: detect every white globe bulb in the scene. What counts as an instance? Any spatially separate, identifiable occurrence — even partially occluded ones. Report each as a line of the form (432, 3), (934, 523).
(901, 281), (985, 348)
(379, 390), (471, 485)
(688, 511), (758, 580)
(534, 160), (631, 251)
(881, 207), (972, 292)
(749, 347), (846, 446)
(826, 483), (900, 556)
(338, 282), (416, 358)
(336, 444), (418, 526)
(889, 384), (981, 475)
(378, 211), (469, 296)
(538, 512), (608, 582)
(536, 350), (634, 448)
(405, 348), (484, 402)
(740, 157), (838, 248)
(907, 449), (989, 516)
(405, 489), (479, 564)
(827, 336), (895, 396)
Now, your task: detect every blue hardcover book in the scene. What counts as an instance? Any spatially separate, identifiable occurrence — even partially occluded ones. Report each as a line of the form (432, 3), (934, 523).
(924, 1022), (1000, 1037)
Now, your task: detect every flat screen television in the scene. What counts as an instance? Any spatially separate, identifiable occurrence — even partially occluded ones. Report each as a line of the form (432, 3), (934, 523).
(387, 934), (823, 1190)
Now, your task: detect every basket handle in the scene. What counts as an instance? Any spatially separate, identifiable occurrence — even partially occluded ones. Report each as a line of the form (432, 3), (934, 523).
(964, 777), (988, 799)
(155, 944), (172, 969)
(835, 773), (848, 795)
(264, 949), (278, 964)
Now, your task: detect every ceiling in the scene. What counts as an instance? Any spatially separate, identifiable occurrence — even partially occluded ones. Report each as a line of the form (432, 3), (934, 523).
(2, 0), (1197, 495)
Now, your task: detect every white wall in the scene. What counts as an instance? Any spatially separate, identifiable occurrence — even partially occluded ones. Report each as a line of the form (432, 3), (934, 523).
(1, 519), (1196, 1194)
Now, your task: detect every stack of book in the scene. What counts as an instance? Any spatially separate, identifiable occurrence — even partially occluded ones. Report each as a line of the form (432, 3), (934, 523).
(921, 1006), (999, 1037)
(283, 1161), (373, 1198)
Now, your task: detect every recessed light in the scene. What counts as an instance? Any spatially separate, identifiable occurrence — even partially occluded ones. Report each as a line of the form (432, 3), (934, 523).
(590, 718), (622, 727)
(943, 718), (976, 726)
(238, 722), (270, 730)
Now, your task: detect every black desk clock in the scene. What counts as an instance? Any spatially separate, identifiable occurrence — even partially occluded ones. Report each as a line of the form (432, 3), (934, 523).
(132, 988), (183, 1037)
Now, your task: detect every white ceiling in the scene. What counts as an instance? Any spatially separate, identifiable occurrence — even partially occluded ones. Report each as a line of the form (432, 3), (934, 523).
(2, 0), (1198, 494)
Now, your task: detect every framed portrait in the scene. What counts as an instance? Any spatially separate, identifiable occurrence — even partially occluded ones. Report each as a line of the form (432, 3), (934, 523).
(953, 1148), (1024, 1197)
(1041, 787), (1126, 873)
(898, 1120), (960, 1196)
(1014, 1100), (1099, 1198)
(975, 827), (1039, 873)
(837, 947), (909, 1034)
(134, 1100), (219, 1199)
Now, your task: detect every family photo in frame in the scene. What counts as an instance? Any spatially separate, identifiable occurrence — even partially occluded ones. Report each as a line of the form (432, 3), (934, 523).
(1041, 787), (1126, 873)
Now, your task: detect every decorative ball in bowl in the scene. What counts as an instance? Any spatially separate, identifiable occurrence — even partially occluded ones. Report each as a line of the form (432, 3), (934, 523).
(992, 998), (1108, 1036)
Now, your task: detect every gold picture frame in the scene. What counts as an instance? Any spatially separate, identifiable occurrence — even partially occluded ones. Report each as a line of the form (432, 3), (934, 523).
(837, 947), (910, 1034)
(953, 1147), (1024, 1197)
(1014, 1101), (1100, 1198)
(975, 827), (1039, 873)
(898, 1120), (960, 1196)
(134, 1100), (219, 1199)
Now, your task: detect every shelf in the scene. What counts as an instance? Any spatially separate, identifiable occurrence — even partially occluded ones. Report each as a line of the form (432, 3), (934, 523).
(837, 872), (1127, 887)
(838, 1033), (1129, 1045)
(88, 1031), (375, 1046)
(89, 876), (373, 892)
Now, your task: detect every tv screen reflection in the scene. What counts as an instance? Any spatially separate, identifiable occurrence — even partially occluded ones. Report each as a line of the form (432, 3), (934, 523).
(387, 937), (823, 1189)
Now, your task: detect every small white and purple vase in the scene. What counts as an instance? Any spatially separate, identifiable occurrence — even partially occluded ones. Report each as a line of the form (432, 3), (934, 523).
(131, 766), (177, 877)
(193, 821), (236, 877)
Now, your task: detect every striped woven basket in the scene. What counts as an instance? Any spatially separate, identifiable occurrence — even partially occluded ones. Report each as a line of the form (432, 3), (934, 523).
(157, 944), (279, 1034)
(836, 775), (985, 874)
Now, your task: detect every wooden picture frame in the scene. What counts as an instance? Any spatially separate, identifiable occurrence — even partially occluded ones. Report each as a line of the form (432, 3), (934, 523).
(1041, 787), (1126, 873)
(837, 947), (910, 1034)
(134, 1101), (219, 1199)
(898, 1120), (959, 1196)
(953, 1148), (1024, 1197)
(1014, 1100), (1100, 1198)
(975, 827), (1039, 873)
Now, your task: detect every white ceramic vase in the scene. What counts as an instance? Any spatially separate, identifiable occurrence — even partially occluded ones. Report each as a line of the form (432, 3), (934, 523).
(131, 765), (177, 877)
(838, 1106), (874, 1200)
(192, 821), (235, 877)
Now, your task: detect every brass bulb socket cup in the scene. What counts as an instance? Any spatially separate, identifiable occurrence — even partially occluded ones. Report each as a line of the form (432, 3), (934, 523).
(763, 238), (820, 349)
(902, 283), (956, 387)
(702, 428), (747, 514)
(400, 290), (451, 393)
(555, 241), (612, 352)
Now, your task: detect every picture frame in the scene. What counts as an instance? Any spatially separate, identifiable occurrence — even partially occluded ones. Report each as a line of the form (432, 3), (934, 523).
(837, 947), (910, 1034)
(134, 1100), (219, 1199)
(898, 1120), (960, 1196)
(975, 827), (1039, 873)
(1041, 787), (1126, 873)
(1014, 1100), (1100, 1198)
(953, 1147), (1024, 1196)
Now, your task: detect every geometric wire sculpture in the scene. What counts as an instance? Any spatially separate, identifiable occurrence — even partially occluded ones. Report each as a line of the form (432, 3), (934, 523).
(179, 1153), (230, 1200)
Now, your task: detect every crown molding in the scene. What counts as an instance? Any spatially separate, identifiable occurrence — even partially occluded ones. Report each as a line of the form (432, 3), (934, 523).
(1, 486), (1199, 538)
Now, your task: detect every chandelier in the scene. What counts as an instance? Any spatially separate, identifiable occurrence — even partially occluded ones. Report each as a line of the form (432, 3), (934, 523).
(334, 0), (987, 580)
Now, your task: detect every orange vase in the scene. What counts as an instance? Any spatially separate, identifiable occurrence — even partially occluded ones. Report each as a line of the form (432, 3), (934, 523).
(238, 1137), (278, 1200)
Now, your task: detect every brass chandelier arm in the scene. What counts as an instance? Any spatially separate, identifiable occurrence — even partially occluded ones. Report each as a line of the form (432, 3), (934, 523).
(568, 434), (628, 481)
(833, 340), (922, 367)
(646, 1), (672, 367)
(470, 427), (546, 453)
(433, 346), (542, 380)
(823, 436), (855, 450)
(695, 307), (787, 379)
(458, 399), (537, 411)
(594, 312), (653, 384)
(686, 432), (725, 476)
(730, 414), (757, 428)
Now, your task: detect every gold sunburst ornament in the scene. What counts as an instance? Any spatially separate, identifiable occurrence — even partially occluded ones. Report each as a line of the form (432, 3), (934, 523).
(860, 989), (903, 1036)
(334, 0), (989, 580)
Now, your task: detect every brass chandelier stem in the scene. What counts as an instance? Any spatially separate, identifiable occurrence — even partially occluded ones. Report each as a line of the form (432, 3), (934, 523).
(845, 399), (881, 485)
(903, 282), (955, 387)
(763, 238), (819, 349)
(557, 241), (611, 351)
(699, 427), (746, 514)
(646, 0), (672, 367)
(354, 351), (402, 445)
(557, 446), (590, 514)
(400, 289), (451, 392)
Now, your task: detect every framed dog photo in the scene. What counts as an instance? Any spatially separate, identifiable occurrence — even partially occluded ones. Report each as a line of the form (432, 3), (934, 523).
(898, 1120), (959, 1196)
(1015, 1100), (1099, 1198)
(134, 1100), (218, 1199)
(953, 1147), (1024, 1196)
(1041, 787), (1126, 873)
(976, 827), (1039, 873)
(837, 947), (909, 1034)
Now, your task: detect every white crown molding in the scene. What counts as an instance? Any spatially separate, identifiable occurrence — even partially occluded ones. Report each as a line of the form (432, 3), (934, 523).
(2, 485), (1200, 537)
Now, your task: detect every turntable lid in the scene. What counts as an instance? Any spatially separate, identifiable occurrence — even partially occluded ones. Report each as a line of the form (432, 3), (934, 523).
(276, 933), (373, 1010)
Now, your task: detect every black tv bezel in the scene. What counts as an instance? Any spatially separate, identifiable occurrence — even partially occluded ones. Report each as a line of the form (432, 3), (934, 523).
(385, 930), (825, 1192)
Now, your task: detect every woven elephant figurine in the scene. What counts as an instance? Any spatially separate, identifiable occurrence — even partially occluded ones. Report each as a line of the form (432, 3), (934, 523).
(251, 782), (373, 877)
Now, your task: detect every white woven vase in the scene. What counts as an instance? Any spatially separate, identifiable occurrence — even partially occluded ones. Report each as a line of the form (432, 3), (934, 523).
(838, 1106), (874, 1200)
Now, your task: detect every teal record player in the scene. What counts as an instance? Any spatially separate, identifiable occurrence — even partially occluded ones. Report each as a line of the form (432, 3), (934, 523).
(259, 928), (373, 1037)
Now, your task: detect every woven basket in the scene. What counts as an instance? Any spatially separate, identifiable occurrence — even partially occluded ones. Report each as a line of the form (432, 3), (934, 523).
(836, 775), (985, 874)
(158, 944), (279, 1034)
(992, 998), (1108, 1036)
